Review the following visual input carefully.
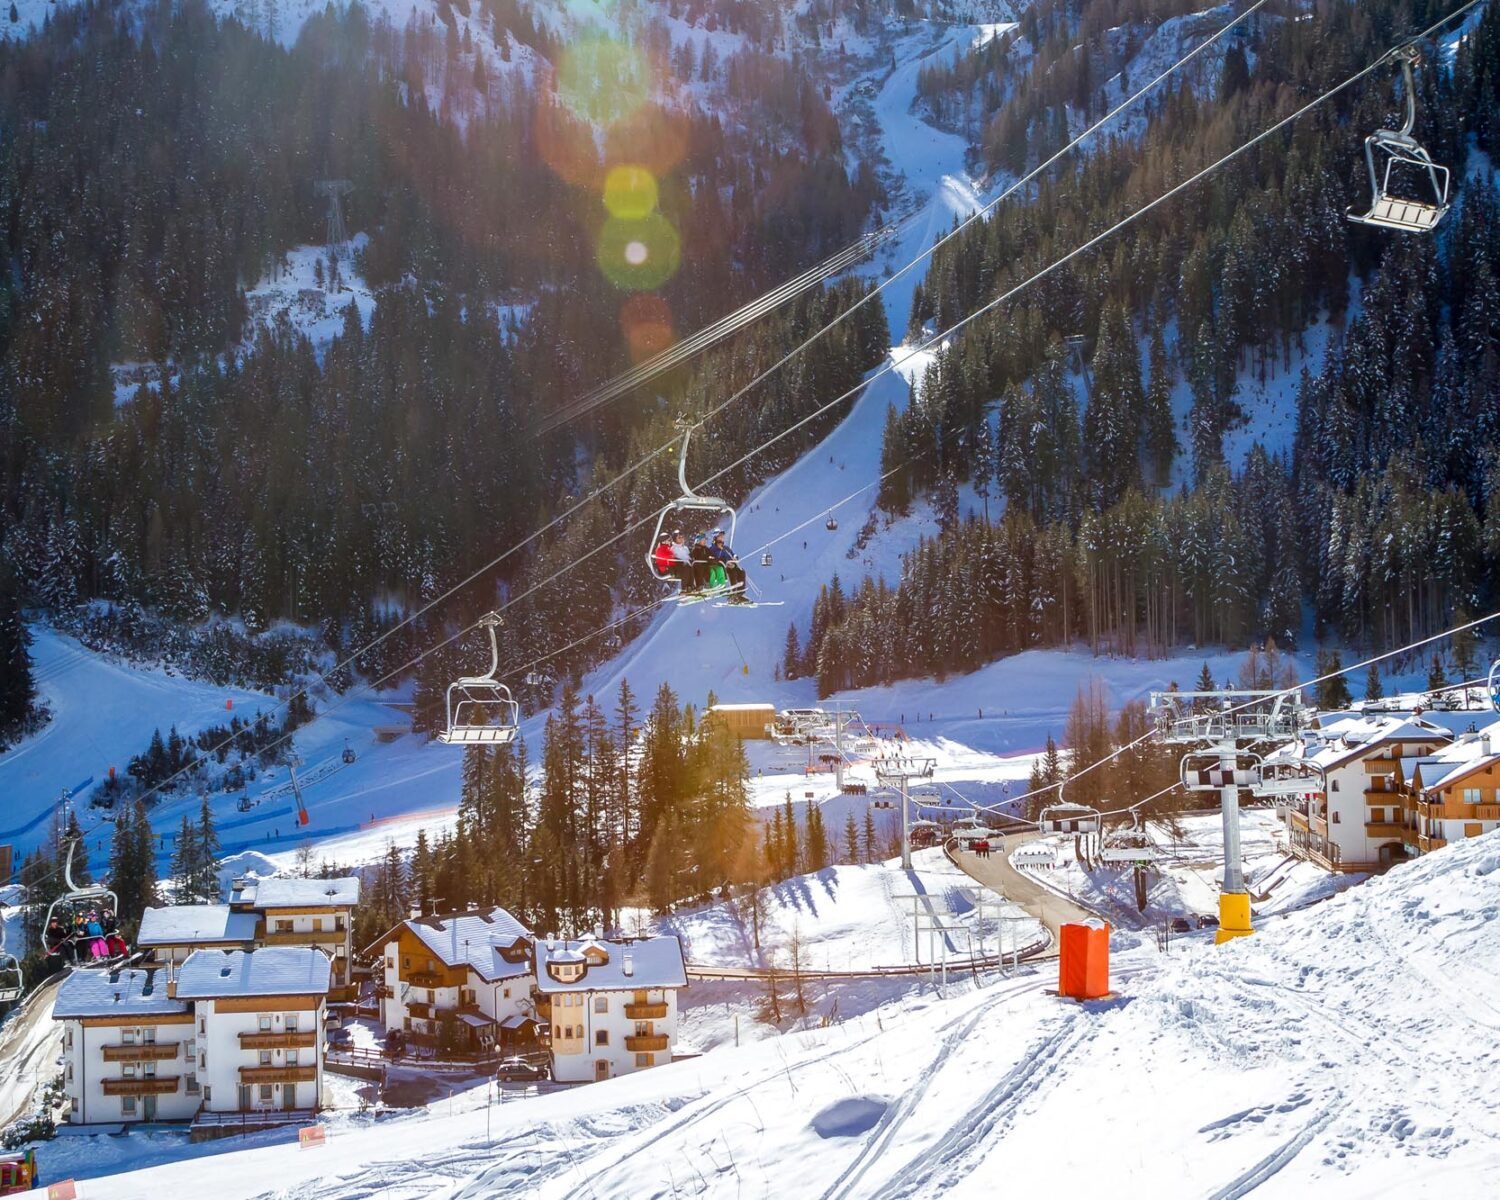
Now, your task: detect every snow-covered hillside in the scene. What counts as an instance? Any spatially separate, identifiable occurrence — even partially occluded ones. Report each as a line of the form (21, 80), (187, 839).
(45, 829), (1500, 1198)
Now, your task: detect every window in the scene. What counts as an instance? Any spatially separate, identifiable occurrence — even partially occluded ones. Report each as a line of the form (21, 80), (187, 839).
(634, 1022), (650, 1037)
(635, 1053), (653, 1068)
(595, 1030), (609, 1046)
(122, 1029), (136, 1045)
(122, 1096), (137, 1115)
(1331, 779), (1339, 792)
(402, 956), (410, 969)
(1332, 812), (1341, 824)
(142, 1028), (155, 1044)
(286, 1015), (298, 1033)
(186, 1075), (200, 1095)
(199, 1016), (207, 1035)
(386, 957), (395, 972)
(503, 987), (511, 1000)
(594, 997), (607, 1014)
(199, 1053), (206, 1069)
(1370, 808), (1385, 823)
(123, 1065), (137, 1079)
(1464, 788), (1482, 805)
(275, 919), (294, 933)
(65, 1063), (73, 1083)
(259, 1015), (272, 1032)
(143, 1063), (156, 1078)
(287, 1050), (299, 1066)
(203, 1086), (212, 1102)
(260, 1085), (274, 1101)
(259, 1051), (273, 1065)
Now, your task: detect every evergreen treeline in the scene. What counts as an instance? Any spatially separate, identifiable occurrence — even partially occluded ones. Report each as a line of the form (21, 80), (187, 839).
(357, 681), (756, 941)
(804, 0), (1500, 689)
(0, 0), (881, 673)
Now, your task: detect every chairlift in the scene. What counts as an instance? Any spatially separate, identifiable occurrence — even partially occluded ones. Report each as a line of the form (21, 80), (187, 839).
(236, 795), (254, 813)
(342, 739), (357, 765)
(646, 422), (743, 601)
(1489, 659), (1500, 713)
(523, 670), (551, 688)
(825, 511), (839, 532)
(761, 551), (773, 568)
(1037, 800), (1101, 836)
(1180, 749), (1263, 793)
(437, 612), (520, 746)
(1347, 46), (1450, 234)
(0, 918), (22, 1002)
(41, 837), (124, 969)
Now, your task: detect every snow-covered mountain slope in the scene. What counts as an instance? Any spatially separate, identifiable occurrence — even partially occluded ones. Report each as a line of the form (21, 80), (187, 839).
(52, 829), (1500, 1198)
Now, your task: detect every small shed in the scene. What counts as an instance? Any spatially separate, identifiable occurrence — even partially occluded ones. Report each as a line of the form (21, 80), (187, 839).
(707, 703), (777, 740)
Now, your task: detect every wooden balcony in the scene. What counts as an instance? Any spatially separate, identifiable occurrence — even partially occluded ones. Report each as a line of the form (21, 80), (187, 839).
(1364, 822), (1406, 839)
(238, 1065), (317, 1084)
(103, 1076), (179, 1096)
(407, 1002), (433, 1020)
(239, 1031), (316, 1050)
(1419, 835), (1447, 852)
(624, 1003), (667, 1020)
(102, 1042), (179, 1063)
(625, 1034), (668, 1052)
(407, 971), (450, 989)
(259, 929), (346, 947)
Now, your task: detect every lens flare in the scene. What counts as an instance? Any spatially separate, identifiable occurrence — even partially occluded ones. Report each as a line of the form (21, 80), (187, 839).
(603, 165), (658, 220)
(597, 213), (680, 291)
(557, 37), (650, 129)
(620, 294), (674, 362)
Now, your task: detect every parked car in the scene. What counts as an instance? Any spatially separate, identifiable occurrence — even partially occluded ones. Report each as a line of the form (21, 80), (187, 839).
(495, 1057), (548, 1082)
(1196, 913), (1220, 929)
(1169, 916), (1193, 933)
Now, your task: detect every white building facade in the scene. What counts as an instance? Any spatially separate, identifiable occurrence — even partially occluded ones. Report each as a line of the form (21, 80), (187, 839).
(534, 935), (687, 1084)
(56, 946), (331, 1124)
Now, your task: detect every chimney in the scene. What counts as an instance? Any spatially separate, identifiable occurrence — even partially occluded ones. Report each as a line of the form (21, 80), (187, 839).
(593, 922), (603, 941)
(1484, 734), (1492, 757)
(622, 953), (634, 978)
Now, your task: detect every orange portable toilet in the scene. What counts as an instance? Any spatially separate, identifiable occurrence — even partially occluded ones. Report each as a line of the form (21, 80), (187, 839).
(1058, 920), (1111, 1000)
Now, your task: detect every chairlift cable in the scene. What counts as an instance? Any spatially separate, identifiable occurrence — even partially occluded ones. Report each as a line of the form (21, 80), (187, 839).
(539, 0), (1278, 436)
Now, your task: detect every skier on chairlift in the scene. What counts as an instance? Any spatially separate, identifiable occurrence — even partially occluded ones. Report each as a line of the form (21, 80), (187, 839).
(667, 531), (695, 590)
(710, 530), (748, 600)
(690, 533), (716, 590)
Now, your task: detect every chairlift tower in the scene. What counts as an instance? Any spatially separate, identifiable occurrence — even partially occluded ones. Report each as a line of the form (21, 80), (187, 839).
(876, 755), (937, 871)
(1149, 689), (1312, 943)
(315, 179), (354, 260)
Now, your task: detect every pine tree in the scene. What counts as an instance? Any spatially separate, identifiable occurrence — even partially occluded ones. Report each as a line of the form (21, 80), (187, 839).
(804, 805), (828, 873)
(782, 795), (800, 877)
(1314, 650), (1352, 709)
(194, 796), (221, 902)
(1364, 662), (1384, 702)
(862, 809), (877, 864)
(783, 624), (802, 681)
(0, 579), (34, 735)
(169, 815), (198, 901)
(1426, 653), (1448, 692)
(844, 811), (859, 863)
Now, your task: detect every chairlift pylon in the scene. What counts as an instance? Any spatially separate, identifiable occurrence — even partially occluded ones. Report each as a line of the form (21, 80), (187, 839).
(289, 757), (311, 827)
(1347, 46), (1450, 234)
(41, 836), (124, 969)
(437, 612), (521, 746)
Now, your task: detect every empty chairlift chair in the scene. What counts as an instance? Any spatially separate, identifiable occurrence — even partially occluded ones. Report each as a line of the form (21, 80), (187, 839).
(1348, 47), (1450, 234)
(438, 612), (520, 745)
(0, 923), (22, 1002)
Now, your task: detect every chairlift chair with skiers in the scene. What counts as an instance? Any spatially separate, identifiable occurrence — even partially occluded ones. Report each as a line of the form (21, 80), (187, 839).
(647, 422), (746, 602)
(437, 612), (521, 746)
(1347, 46), (1450, 234)
(825, 512), (839, 532)
(342, 739), (357, 765)
(1488, 658), (1500, 713)
(42, 837), (125, 968)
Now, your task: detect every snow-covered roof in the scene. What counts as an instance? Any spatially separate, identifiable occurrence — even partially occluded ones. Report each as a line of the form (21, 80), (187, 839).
(1277, 714), (1454, 772)
(174, 948), (332, 999)
(534, 935), (686, 994)
(137, 905), (259, 946)
(405, 907), (534, 984)
(457, 1011), (494, 1028)
(54, 968), (187, 1019)
(709, 703), (776, 712)
(231, 876), (360, 909)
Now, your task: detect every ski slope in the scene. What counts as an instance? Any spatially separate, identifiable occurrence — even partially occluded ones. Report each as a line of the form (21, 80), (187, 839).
(44, 830), (1500, 1198)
